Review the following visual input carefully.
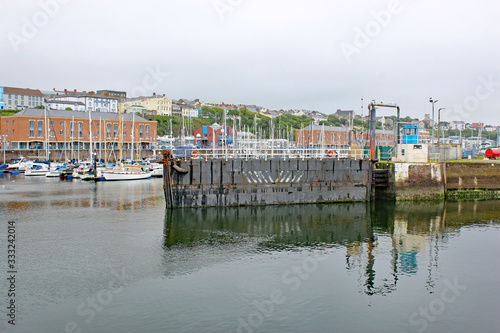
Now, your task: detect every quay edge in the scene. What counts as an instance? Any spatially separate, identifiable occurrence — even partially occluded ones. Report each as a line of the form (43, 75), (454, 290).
(375, 161), (500, 201)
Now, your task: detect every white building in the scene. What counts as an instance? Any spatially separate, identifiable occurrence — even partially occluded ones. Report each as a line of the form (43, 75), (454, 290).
(449, 120), (466, 131)
(47, 91), (119, 113)
(1, 86), (45, 109)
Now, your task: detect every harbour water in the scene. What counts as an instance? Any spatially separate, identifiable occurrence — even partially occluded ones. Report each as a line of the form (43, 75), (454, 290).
(0, 173), (499, 333)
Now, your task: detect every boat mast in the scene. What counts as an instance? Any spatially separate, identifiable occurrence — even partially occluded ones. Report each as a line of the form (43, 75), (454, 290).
(131, 113), (135, 163)
(118, 104), (123, 170)
(89, 108), (93, 162)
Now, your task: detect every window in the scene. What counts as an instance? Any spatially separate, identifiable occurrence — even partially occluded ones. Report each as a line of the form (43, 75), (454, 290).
(60, 121), (63, 126)
(50, 130), (55, 136)
(50, 121), (54, 126)
(70, 122), (75, 138)
(107, 123), (111, 138)
(78, 122), (83, 138)
(140, 124), (143, 138)
(38, 121), (43, 137)
(60, 129), (63, 135)
(146, 125), (149, 138)
(113, 124), (118, 138)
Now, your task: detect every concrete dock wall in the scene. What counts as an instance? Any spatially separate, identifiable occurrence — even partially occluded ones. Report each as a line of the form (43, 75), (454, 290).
(378, 162), (500, 201)
(376, 162), (445, 201)
(164, 158), (372, 208)
(446, 163), (500, 190)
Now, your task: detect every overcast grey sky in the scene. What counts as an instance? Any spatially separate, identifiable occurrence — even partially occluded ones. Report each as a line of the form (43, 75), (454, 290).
(1, 0), (499, 124)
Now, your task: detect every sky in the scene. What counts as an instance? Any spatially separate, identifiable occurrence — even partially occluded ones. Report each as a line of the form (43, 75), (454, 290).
(1, 0), (499, 124)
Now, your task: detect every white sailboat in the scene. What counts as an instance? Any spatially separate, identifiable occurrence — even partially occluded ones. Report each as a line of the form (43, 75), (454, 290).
(102, 105), (151, 181)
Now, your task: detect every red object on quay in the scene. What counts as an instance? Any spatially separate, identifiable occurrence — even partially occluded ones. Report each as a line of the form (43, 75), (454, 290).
(485, 148), (500, 159)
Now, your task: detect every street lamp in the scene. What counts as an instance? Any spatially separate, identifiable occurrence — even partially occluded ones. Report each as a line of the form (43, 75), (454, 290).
(2, 135), (7, 164)
(437, 108), (445, 147)
(429, 98), (438, 144)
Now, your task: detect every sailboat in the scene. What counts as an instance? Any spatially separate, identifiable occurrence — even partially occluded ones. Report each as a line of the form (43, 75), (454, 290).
(102, 105), (151, 181)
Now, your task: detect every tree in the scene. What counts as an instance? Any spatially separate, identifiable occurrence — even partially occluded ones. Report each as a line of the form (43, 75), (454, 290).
(65, 107), (73, 111)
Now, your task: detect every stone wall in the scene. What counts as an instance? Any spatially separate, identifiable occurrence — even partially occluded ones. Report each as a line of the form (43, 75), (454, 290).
(446, 163), (500, 190)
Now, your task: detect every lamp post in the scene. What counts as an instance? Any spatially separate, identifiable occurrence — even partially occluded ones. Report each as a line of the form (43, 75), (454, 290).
(429, 98), (438, 144)
(437, 108), (445, 147)
(2, 135), (7, 164)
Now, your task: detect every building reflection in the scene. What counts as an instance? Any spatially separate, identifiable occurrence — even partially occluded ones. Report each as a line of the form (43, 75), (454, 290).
(163, 200), (500, 296)
(0, 176), (164, 212)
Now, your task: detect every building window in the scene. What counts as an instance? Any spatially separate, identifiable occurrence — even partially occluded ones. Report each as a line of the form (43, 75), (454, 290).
(140, 124), (143, 138)
(146, 125), (149, 138)
(60, 129), (64, 135)
(50, 130), (55, 136)
(60, 121), (63, 126)
(38, 121), (43, 137)
(107, 123), (111, 138)
(113, 124), (118, 138)
(70, 122), (75, 138)
(78, 122), (83, 138)
(50, 121), (54, 126)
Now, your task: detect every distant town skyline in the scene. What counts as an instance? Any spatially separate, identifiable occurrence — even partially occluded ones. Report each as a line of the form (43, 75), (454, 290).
(1, 0), (499, 124)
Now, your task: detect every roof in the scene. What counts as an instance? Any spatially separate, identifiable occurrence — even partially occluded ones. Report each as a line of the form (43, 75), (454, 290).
(334, 110), (355, 118)
(50, 93), (119, 100)
(46, 100), (85, 106)
(302, 124), (393, 134)
(10, 108), (152, 121)
(3, 87), (44, 97)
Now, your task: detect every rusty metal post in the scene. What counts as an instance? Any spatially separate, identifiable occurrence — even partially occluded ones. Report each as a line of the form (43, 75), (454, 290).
(161, 150), (174, 208)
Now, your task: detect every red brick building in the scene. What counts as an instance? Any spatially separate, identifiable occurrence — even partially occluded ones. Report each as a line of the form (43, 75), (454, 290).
(1, 108), (157, 150)
(193, 123), (236, 148)
(295, 125), (394, 147)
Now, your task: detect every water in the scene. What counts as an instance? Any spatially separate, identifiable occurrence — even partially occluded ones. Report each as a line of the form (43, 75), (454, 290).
(0, 173), (499, 333)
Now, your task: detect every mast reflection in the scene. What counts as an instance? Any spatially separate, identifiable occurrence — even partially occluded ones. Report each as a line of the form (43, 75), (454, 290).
(163, 200), (500, 295)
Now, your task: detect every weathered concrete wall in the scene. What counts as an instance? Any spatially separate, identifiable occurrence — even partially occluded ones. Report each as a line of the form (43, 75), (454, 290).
(164, 158), (371, 208)
(446, 163), (500, 190)
(391, 162), (445, 201)
(377, 162), (500, 201)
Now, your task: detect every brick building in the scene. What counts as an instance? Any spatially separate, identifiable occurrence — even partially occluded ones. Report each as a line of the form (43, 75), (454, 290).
(1, 108), (157, 150)
(295, 125), (394, 147)
(194, 123), (236, 148)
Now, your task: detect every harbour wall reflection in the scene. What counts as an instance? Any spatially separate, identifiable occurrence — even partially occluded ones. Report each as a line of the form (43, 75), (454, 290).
(164, 200), (499, 295)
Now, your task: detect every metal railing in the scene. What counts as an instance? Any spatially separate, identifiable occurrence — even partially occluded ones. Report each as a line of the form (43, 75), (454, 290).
(173, 147), (368, 160)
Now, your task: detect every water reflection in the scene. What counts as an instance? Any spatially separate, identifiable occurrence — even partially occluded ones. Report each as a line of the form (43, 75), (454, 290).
(0, 176), (164, 211)
(164, 200), (500, 296)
